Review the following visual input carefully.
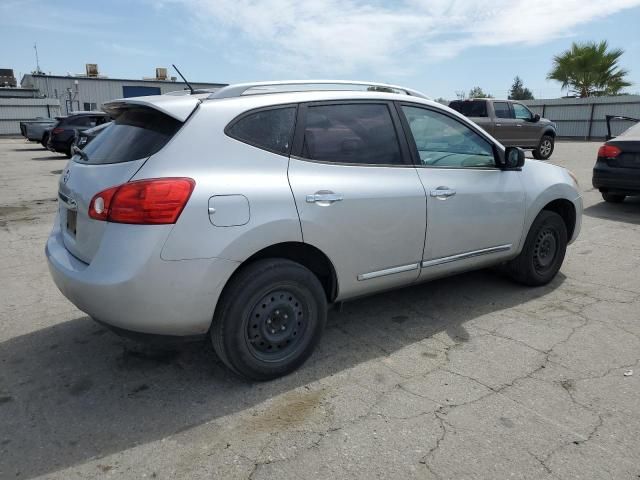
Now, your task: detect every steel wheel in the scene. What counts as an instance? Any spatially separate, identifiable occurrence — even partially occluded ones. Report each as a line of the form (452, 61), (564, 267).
(533, 227), (558, 274)
(246, 289), (307, 362)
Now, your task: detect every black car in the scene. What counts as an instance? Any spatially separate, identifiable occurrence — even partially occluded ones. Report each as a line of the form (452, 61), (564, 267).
(47, 112), (110, 157)
(74, 121), (112, 150)
(593, 118), (640, 203)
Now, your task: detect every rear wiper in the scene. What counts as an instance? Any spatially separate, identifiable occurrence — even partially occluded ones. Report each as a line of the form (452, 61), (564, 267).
(72, 145), (89, 162)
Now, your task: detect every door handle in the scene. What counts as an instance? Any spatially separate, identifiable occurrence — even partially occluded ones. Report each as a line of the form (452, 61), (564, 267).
(495, 123), (502, 127)
(516, 124), (523, 127)
(306, 192), (344, 204)
(430, 187), (456, 199)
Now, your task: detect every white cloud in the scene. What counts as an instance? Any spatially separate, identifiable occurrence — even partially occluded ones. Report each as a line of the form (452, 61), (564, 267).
(169, 0), (640, 76)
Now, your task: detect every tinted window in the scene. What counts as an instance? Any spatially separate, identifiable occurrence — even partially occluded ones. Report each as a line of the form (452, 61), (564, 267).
(227, 107), (296, 155)
(78, 106), (181, 164)
(494, 102), (513, 119)
(301, 104), (402, 165)
(513, 103), (532, 120)
(448, 101), (488, 117)
(401, 105), (495, 168)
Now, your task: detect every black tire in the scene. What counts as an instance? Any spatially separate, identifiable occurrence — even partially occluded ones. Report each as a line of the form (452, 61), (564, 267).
(507, 210), (567, 286)
(532, 135), (554, 160)
(40, 132), (49, 149)
(64, 139), (74, 158)
(211, 258), (327, 381)
(602, 192), (625, 203)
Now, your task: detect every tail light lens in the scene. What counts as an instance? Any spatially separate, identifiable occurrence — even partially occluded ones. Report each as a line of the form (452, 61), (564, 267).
(89, 178), (195, 224)
(52, 127), (64, 135)
(598, 144), (621, 158)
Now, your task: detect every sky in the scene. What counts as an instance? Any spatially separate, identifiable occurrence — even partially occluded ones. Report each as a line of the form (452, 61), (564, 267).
(1, 0), (640, 100)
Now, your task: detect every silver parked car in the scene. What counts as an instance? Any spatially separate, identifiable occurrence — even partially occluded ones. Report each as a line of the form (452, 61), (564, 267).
(46, 81), (582, 380)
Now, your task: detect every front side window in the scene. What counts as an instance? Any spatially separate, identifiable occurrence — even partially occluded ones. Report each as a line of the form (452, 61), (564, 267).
(493, 102), (513, 119)
(513, 103), (532, 120)
(301, 103), (402, 165)
(226, 107), (296, 155)
(401, 105), (496, 168)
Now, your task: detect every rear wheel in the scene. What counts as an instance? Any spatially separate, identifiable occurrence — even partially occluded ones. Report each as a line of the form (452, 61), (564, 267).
(532, 135), (554, 160)
(507, 210), (567, 286)
(211, 258), (327, 381)
(602, 192), (625, 203)
(40, 132), (49, 149)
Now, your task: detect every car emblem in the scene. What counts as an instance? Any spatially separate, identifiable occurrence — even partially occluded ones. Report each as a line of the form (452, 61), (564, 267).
(62, 169), (70, 184)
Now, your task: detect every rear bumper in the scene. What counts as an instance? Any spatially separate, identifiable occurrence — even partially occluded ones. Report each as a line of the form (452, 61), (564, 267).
(45, 218), (239, 336)
(593, 164), (640, 195)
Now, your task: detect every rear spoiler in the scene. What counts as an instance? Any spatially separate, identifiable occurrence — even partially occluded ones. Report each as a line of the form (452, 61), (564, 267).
(103, 94), (201, 122)
(605, 115), (640, 140)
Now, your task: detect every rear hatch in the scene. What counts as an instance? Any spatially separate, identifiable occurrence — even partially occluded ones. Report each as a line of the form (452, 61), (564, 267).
(57, 96), (198, 264)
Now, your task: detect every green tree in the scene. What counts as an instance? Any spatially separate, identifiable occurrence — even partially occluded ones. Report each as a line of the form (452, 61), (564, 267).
(468, 86), (493, 99)
(547, 41), (631, 97)
(508, 76), (534, 100)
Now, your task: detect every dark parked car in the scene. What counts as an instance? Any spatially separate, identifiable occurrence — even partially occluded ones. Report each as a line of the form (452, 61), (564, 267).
(449, 99), (557, 160)
(74, 121), (112, 150)
(47, 112), (110, 157)
(593, 119), (640, 203)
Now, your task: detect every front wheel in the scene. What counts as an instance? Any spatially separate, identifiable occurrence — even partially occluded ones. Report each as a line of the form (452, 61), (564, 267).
(532, 135), (554, 160)
(211, 259), (327, 381)
(507, 210), (567, 286)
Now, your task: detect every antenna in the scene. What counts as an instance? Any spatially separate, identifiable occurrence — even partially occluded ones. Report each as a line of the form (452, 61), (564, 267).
(34, 43), (41, 74)
(172, 64), (194, 94)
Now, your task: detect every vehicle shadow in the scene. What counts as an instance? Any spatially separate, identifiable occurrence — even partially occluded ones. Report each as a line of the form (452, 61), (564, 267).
(13, 148), (47, 152)
(30, 155), (66, 161)
(0, 269), (564, 479)
(583, 196), (640, 225)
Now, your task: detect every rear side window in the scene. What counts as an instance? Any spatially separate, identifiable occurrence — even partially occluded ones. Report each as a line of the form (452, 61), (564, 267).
(301, 103), (402, 165)
(78, 107), (181, 164)
(226, 107), (296, 155)
(448, 101), (488, 118)
(494, 102), (513, 119)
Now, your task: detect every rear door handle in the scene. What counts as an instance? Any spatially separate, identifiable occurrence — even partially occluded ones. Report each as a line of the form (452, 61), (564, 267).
(306, 192), (344, 204)
(495, 123), (502, 127)
(430, 187), (456, 199)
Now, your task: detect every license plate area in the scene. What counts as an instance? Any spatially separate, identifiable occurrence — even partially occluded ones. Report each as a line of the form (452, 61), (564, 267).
(66, 209), (77, 236)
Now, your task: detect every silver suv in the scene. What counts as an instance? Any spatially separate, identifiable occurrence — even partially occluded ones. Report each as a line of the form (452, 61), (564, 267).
(46, 81), (582, 380)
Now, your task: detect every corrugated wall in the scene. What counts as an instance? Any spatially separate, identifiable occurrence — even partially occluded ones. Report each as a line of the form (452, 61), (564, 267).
(0, 98), (61, 135)
(522, 96), (640, 139)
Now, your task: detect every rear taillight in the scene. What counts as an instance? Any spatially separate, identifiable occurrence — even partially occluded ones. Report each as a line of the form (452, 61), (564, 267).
(89, 178), (195, 224)
(598, 144), (621, 158)
(52, 127), (64, 135)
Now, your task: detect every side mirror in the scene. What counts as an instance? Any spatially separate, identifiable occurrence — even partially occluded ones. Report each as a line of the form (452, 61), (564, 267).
(533, 113), (540, 122)
(504, 147), (525, 169)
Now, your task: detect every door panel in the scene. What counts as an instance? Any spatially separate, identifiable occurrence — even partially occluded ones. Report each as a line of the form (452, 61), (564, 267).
(417, 168), (525, 270)
(512, 103), (539, 147)
(492, 102), (518, 146)
(288, 159), (426, 299)
(397, 103), (526, 279)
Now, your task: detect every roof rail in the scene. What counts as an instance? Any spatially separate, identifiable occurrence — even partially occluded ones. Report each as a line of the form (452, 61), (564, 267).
(207, 80), (429, 100)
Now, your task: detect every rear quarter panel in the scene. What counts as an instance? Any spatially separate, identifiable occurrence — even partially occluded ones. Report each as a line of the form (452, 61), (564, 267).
(135, 101), (303, 262)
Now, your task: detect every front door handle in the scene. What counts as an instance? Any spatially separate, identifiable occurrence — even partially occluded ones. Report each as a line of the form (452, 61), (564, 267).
(430, 187), (456, 199)
(306, 192), (344, 204)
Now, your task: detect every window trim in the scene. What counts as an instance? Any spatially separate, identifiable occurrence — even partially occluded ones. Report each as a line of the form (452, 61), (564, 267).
(290, 100), (413, 168)
(395, 101), (501, 170)
(493, 101), (514, 120)
(224, 103), (299, 157)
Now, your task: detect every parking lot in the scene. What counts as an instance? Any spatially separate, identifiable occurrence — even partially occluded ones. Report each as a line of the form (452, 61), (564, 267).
(1, 138), (639, 479)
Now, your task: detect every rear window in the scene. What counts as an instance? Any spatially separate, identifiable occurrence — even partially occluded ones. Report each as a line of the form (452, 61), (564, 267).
(449, 101), (488, 117)
(77, 107), (181, 164)
(226, 107), (296, 155)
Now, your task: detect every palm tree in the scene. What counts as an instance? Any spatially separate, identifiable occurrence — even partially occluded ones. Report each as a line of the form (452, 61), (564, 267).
(547, 41), (631, 97)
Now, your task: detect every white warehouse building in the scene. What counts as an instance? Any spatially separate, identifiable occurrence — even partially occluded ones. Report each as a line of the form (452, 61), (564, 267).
(21, 67), (226, 114)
